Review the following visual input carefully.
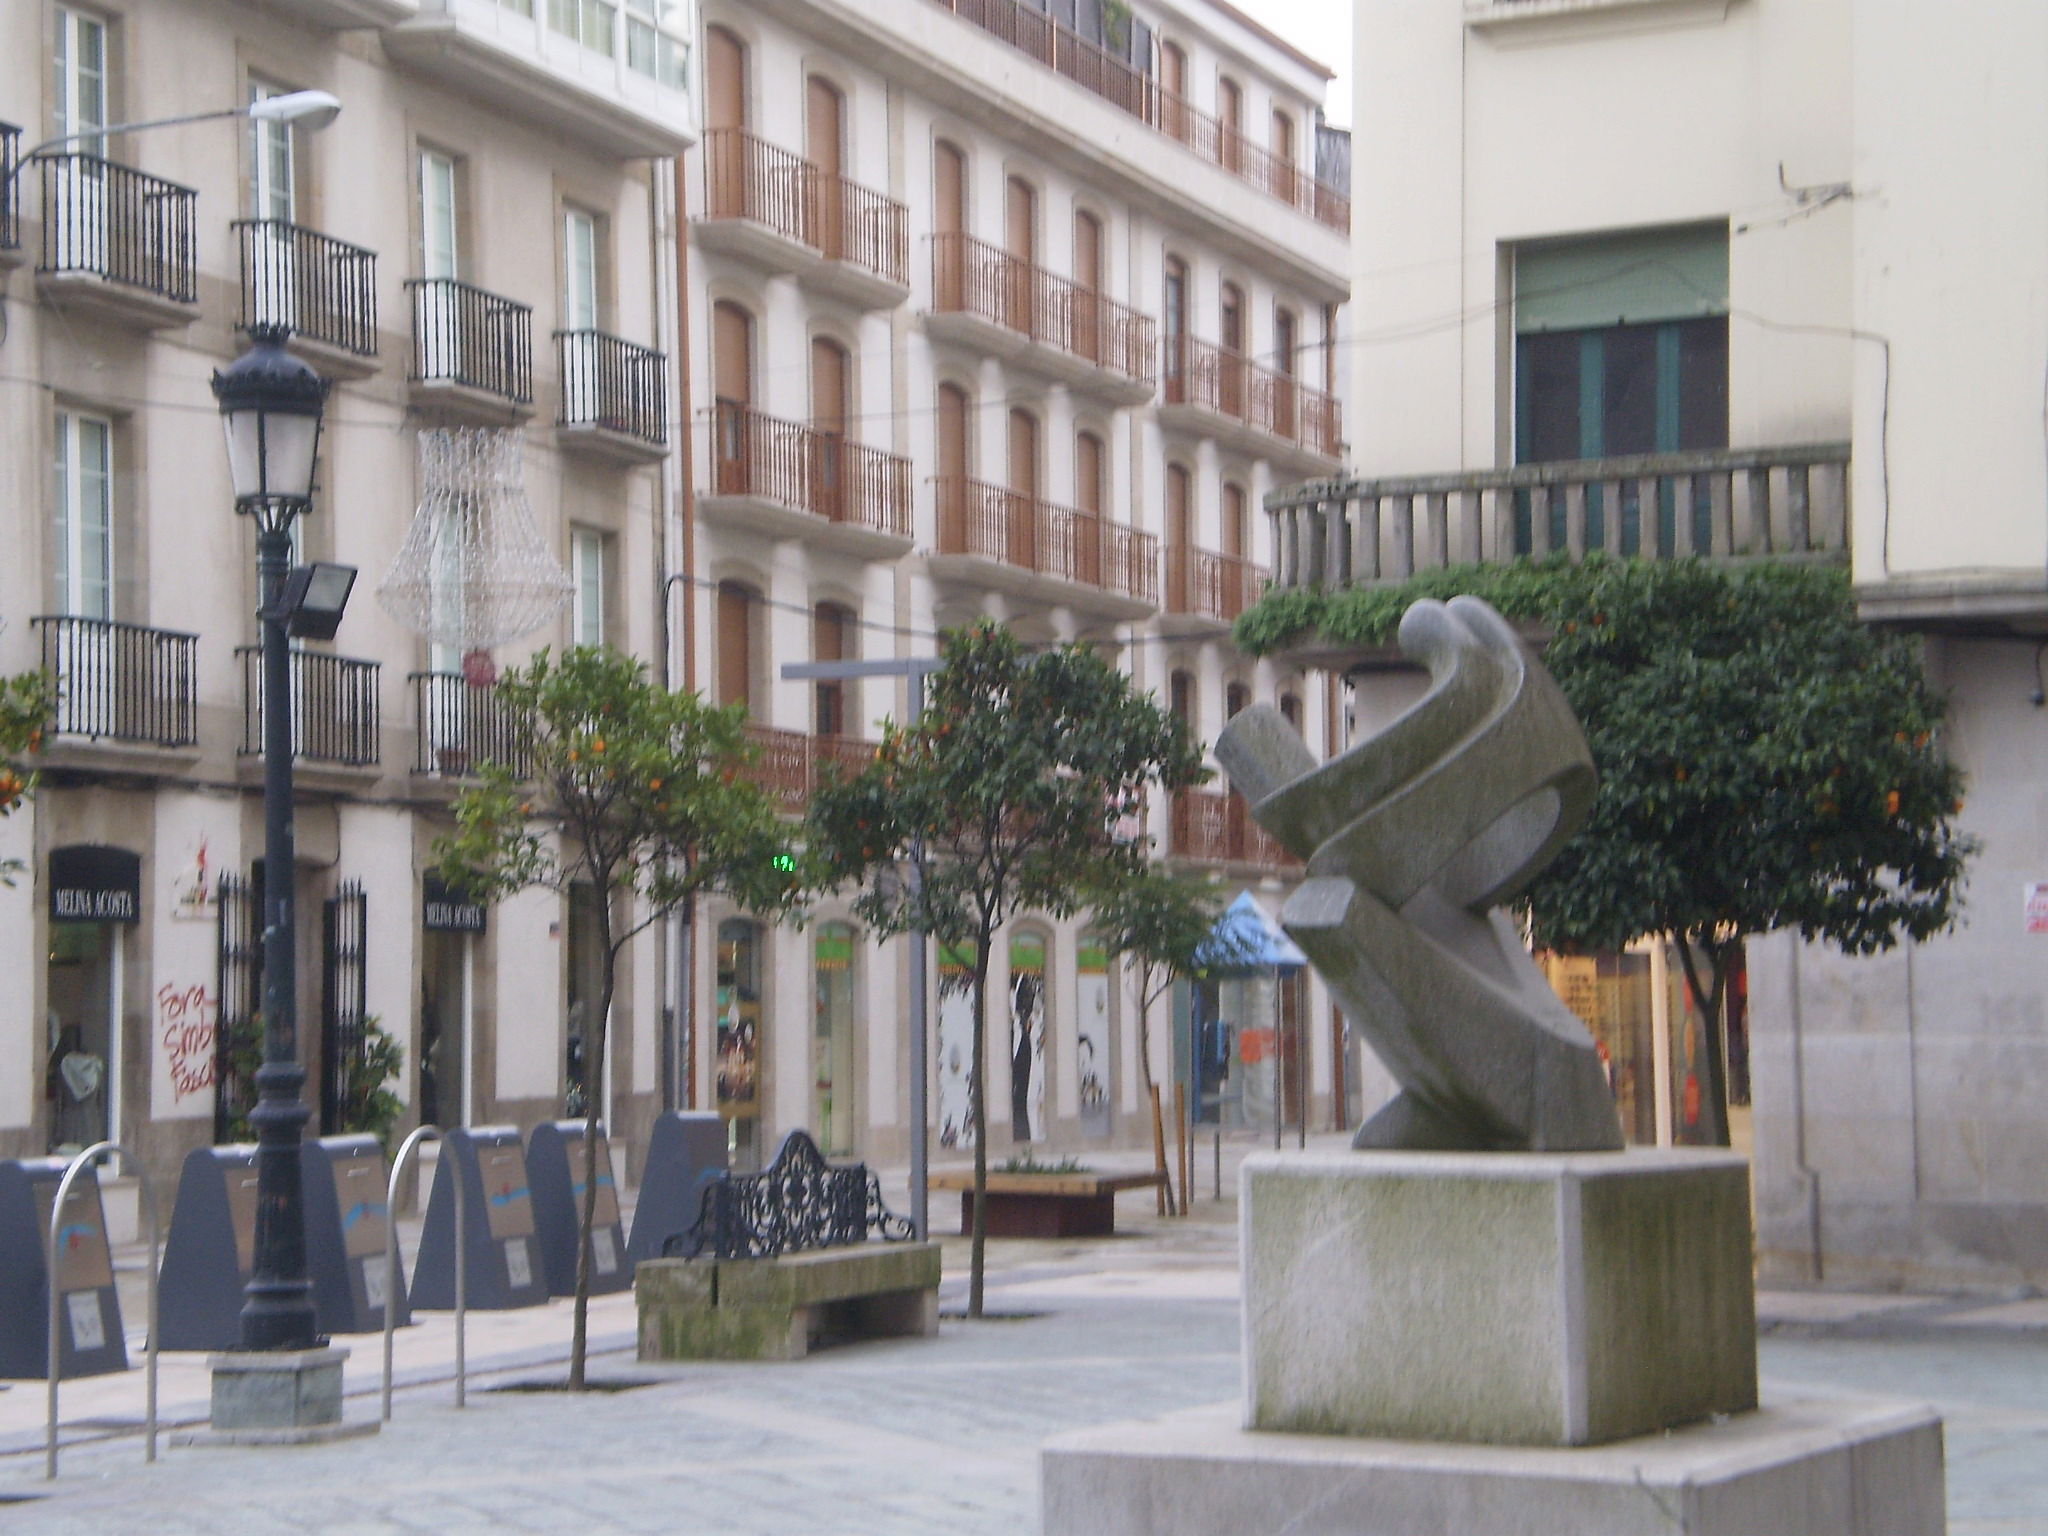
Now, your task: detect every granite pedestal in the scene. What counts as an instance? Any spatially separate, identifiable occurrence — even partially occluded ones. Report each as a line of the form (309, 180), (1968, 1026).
(1041, 1151), (1943, 1535)
(184, 1344), (376, 1445)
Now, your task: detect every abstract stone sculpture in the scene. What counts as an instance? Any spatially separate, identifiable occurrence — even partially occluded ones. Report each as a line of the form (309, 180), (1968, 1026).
(1215, 596), (1624, 1152)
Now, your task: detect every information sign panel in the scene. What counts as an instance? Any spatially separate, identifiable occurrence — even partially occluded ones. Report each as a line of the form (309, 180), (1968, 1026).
(528, 1121), (631, 1297)
(0, 1157), (129, 1379)
(411, 1126), (549, 1310)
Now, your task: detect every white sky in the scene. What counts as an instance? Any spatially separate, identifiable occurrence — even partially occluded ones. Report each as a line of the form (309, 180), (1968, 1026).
(1243, 0), (1353, 128)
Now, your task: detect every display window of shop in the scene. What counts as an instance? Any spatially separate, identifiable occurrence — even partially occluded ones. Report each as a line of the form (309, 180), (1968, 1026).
(716, 917), (763, 1166)
(812, 923), (856, 1156)
(45, 845), (139, 1155)
(566, 882), (608, 1121)
(1074, 935), (1111, 1137)
(936, 940), (976, 1151)
(1008, 932), (1049, 1142)
(420, 874), (483, 1131)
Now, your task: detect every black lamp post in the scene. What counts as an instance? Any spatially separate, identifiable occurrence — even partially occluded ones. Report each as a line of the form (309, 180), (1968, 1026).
(211, 325), (331, 1353)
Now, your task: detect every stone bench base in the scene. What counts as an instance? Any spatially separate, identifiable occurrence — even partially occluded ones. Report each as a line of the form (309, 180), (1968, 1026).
(636, 1242), (941, 1362)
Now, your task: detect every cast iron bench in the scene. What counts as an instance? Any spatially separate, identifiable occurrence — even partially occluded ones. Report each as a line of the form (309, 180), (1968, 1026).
(635, 1130), (937, 1361)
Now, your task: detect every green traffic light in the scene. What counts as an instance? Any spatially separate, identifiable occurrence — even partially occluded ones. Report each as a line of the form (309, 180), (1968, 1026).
(773, 854), (797, 873)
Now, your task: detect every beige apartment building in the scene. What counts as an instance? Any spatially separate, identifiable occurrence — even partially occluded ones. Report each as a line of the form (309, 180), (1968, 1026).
(1269, 0), (2048, 1287)
(0, 0), (1350, 1204)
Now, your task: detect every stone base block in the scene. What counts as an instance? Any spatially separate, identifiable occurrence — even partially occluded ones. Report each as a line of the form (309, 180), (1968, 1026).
(207, 1345), (352, 1435)
(1042, 1397), (1945, 1536)
(1244, 1149), (1756, 1445)
(637, 1242), (940, 1361)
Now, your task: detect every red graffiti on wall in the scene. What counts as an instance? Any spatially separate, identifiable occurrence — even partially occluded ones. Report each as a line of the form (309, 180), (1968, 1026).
(157, 983), (217, 1101)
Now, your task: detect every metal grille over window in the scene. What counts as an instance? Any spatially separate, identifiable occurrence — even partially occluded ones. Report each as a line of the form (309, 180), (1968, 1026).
(375, 427), (572, 656)
(320, 883), (369, 1136)
(214, 874), (261, 1144)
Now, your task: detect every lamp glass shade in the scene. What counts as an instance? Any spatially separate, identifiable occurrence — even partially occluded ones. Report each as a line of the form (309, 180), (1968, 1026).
(220, 404), (322, 504)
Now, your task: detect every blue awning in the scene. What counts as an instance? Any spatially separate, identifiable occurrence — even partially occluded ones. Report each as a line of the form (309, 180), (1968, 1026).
(1198, 889), (1306, 973)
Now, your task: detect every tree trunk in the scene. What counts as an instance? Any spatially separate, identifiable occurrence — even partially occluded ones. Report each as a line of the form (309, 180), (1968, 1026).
(968, 935), (992, 1318)
(568, 917), (617, 1391)
(1673, 935), (1732, 1149)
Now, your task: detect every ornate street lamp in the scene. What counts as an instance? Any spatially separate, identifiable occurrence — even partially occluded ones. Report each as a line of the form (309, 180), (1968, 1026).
(211, 326), (334, 1356)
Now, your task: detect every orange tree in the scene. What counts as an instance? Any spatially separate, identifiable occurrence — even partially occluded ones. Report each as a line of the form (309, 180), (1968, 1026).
(1, 670), (52, 882)
(805, 622), (1202, 1314)
(1237, 558), (1973, 1147)
(434, 645), (797, 1386)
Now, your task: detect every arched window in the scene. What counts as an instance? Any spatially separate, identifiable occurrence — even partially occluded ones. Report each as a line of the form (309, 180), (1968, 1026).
(934, 140), (967, 308)
(936, 381), (971, 551)
(1005, 176), (1037, 331)
(813, 921), (857, 1154)
(712, 300), (754, 492)
(1217, 76), (1244, 172)
(1222, 481), (1248, 559)
(1008, 408), (1040, 566)
(1170, 668), (1196, 735)
(716, 579), (756, 711)
(1073, 209), (1104, 361)
(810, 336), (850, 519)
(813, 600), (855, 736)
(706, 27), (747, 132)
(806, 76), (846, 259)
(1226, 680), (1250, 719)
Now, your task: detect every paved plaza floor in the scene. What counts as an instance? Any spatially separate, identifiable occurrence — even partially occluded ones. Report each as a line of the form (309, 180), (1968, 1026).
(3, 1137), (2045, 1533)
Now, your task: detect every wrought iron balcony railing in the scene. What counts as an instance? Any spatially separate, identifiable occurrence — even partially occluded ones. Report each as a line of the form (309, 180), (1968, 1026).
(233, 219), (378, 357)
(1165, 546), (1266, 624)
(1162, 335), (1341, 459)
(410, 671), (533, 779)
(556, 329), (667, 444)
(709, 400), (912, 539)
(31, 614), (198, 748)
(926, 0), (1349, 232)
(237, 646), (382, 766)
(930, 232), (1156, 384)
(934, 475), (1159, 605)
(1, 122), (20, 252)
(37, 152), (197, 302)
(1266, 443), (1853, 592)
(742, 726), (876, 814)
(406, 277), (533, 403)
(701, 128), (909, 289)
(1170, 787), (1296, 871)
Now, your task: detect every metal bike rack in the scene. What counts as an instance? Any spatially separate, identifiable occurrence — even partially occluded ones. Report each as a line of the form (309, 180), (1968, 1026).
(382, 1125), (465, 1420)
(47, 1141), (160, 1481)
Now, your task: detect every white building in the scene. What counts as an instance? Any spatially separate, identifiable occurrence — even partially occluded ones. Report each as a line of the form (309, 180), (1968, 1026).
(1, 0), (1351, 1201)
(1268, 0), (2048, 1288)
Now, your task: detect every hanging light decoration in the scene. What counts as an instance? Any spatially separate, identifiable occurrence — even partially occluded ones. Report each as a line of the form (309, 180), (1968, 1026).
(376, 428), (571, 674)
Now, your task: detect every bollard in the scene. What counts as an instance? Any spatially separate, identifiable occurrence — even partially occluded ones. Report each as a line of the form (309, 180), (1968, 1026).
(382, 1126), (466, 1421)
(46, 1142), (159, 1480)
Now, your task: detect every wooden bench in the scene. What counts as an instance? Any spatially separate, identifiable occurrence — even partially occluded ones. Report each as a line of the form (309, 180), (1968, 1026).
(634, 1129), (937, 1361)
(928, 1169), (1165, 1238)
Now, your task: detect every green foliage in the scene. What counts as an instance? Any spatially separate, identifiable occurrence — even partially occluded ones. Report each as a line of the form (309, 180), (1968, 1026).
(0, 668), (53, 884)
(996, 1153), (1091, 1174)
(337, 1018), (405, 1151)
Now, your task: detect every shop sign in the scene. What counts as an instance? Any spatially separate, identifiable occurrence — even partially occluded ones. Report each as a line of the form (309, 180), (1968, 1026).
(423, 874), (487, 934)
(49, 845), (141, 925)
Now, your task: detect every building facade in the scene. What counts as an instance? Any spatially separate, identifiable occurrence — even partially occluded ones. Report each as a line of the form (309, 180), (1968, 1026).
(1, 0), (1350, 1207)
(1270, 0), (2046, 1287)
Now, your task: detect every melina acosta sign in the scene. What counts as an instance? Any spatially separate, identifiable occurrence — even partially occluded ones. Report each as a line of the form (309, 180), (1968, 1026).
(49, 845), (141, 925)
(423, 873), (487, 934)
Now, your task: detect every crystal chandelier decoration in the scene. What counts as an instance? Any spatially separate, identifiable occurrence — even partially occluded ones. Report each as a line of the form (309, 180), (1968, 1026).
(376, 428), (572, 675)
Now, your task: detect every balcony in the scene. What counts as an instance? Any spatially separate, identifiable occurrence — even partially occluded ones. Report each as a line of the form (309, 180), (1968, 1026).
(741, 726), (875, 814)
(697, 128), (909, 310)
(931, 476), (1158, 618)
(555, 329), (667, 466)
(1159, 336), (1341, 471)
(384, 0), (692, 160)
(238, 646), (382, 770)
(410, 671), (532, 780)
(35, 153), (197, 328)
(1265, 443), (1852, 598)
(1169, 788), (1296, 873)
(700, 401), (914, 558)
(1, 123), (21, 265)
(31, 615), (198, 754)
(1162, 546), (1266, 636)
(926, 233), (1155, 403)
(406, 277), (534, 421)
(928, 0), (1348, 234)
(234, 220), (379, 378)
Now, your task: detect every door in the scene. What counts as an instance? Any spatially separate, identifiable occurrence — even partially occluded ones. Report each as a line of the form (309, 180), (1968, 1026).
(1072, 210), (1103, 363)
(51, 411), (114, 734)
(937, 383), (969, 552)
(1217, 76), (1244, 173)
(933, 141), (966, 309)
(1165, 462), (1192, 611)
(418, 150), (461, 380)
(1162, 256), (1188, 398)
(712, 301), (753, 493)
(561, 208), (601, 423)
(809, 336), (849, 521)
(1005, 176), (1036, 335)
(1220, 281), (1246, 417)
(805, 76), (844, 260)
(716, 581), (753, 712)
(813, 603), (851, 736)
(49, 8), (107, 275)
(1007, 408), (1039, 569)
(248, 81), (300, 331)
(1074, 429), (1104, 586)
(1159, 41), (1188, 141)
(705, 28), (748, 217)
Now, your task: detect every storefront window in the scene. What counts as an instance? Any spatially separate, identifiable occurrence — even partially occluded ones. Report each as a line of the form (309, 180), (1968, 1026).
(717, 917), (763, 1165)
(1009, 932), (1048, 1142)
(937, 941), (976, 1149)
(812, 923), (855, 1156)
(1075, 934), (1111, 1137)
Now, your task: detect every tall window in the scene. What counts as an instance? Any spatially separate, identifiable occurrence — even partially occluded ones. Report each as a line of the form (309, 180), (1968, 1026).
(1226, 681), (1250, 719)
(623, 0), (688, 87)
(562, 208), (599, 330)
(936, 381), (970, 550)
(53, 411), (113, 619)
(52, 8), (108, 150)
(1169, 669), (1195, 736)
(1217, 76), (1244, 171)
(1074, 430), (1105, 516)
(249, 81), (297, 221)
(1163, 256), (1188, 386)
(549, 0), (617, 56)
(705, 26), (746, 132)
(1222, 482), (1248, 559)
(716, 580), (754, 711)
(419, 150), (460, 279)
(571, 528), (606, 647)
(813, 601), (854, 736)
